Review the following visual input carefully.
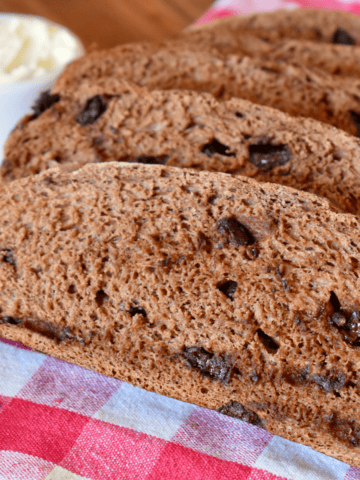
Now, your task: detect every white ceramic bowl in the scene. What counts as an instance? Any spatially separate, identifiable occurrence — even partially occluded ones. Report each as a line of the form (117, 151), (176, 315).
(0, 13), (85, 158)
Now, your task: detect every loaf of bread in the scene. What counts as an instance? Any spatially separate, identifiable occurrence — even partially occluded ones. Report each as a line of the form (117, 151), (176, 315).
(48, 40), (360, 136)
(1, 161), (360, 467)
(3, 79), (360, 214)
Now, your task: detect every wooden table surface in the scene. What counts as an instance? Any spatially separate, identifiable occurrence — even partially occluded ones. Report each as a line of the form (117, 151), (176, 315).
(0, 0), (212, 50)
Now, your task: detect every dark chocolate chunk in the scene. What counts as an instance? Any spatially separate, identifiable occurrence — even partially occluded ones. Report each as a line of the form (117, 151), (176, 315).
(343, 311), (360, 343)
(216, 217), (255, 246)
(128, 306), (147, 317)
(201, 139), (236, 158)
(1, 248), (16, 266)
(218, 401), (265, 429)
(23, 318), (71, 342)
(31, 90), (60, 119)
(282, 365), (309, 386)
(208, 195), (218, 204)
(350, 111), (360, 137)
(249, 139), (291, 172)
(332, 28), (356, 45)
(330, 291), (341, 312)
(134, 155), (169, 165)
(0, 316), (23, 325)
(327, 414), (360, 447)
(329, 302), (360, 347)
(282, 365), (346, 393)
(311, 371), (346, 393)
(95, 289), (109, 307)
(183, 346), (232, 382)
(76, 95), (107, 126)
(257, 329), (279, 352)
(217, 280), (238, 300)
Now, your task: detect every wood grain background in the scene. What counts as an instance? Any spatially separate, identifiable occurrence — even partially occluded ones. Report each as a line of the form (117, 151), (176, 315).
(0, 0), (212, 49)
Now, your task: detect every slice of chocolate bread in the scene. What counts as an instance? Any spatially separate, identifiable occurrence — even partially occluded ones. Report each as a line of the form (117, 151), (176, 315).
(1, 161), (360, 466)
(3, 79), (360, 214)
(50, 42), (360, 137)
(194, 9), (360, 45)
(174, 26), (360, 79)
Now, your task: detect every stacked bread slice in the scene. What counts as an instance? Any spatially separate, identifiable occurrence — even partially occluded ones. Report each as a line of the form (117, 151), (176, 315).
(2, 9), (360, 467)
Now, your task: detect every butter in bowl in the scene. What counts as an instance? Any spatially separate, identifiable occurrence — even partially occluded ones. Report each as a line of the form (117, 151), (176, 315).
(0, 13), (84, 156)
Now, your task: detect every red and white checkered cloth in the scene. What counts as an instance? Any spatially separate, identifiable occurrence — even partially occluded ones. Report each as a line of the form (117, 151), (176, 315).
(2, 2), (360, 479)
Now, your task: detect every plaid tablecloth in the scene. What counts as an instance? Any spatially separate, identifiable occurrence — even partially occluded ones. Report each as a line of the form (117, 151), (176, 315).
(2, 1), (360, 479)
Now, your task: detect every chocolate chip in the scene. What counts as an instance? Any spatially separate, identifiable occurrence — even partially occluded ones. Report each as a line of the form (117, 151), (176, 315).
(327, 414), (360, 447)
(249, 139), (291, 172)
(257, 329), (279, 352)
(216, 217), (255, 246)
(332, 28), (356, 45)
(0, 316), (23, 325)
(183, 346), (232, 382)
(76, 95), (107, 126)
(217, 280), (237, 300)
(128, 306), (147, 317)
(330, 291), (341, 313)
(201, 139), (236, 158)
(218, 401), (265, 429)
(208, 195), (218, 204)
(1, 248), (16, 266)
(350, 111), (360, 137)
(134, 155), (169, 165)
(22, 318), (71, 342)
(311, 371), (346, 393)
(328, 295), (360, 346)
(343, 311), (360, 343)
(95, 289), (109, 307)
(282, 365), (309, 386)
(31, 90), (60, 119)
